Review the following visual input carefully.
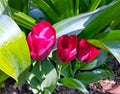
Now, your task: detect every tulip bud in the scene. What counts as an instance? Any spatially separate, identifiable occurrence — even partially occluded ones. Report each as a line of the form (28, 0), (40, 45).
(27, 21), (56, 61)
(77, 39), (100, 62)
(56, 34), (78, 64)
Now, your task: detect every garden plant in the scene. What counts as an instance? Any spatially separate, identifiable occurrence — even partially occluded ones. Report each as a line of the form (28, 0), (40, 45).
(0, 0), (120, 94)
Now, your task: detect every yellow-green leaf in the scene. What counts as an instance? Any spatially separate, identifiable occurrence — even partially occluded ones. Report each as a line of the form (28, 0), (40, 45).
(0, 15), (30, 81)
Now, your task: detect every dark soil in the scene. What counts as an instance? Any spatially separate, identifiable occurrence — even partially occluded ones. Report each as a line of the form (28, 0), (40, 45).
(0, 58), (120, 94)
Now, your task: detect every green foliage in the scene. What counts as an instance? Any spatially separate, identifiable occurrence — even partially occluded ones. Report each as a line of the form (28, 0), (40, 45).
(32, 0), (113, 23)
(0, 0), (10, 15)
(0, 0), (30, 84)
(75, 64), (114, 86)
(53, 6), (107, 38)
(1, 0), (120, 94)
(88, 30), (120, 63)
(61, 63), (74, 77)
(8, 0), (28, 13)
(75, 68), (108, 85)
(0, 70), (8, 84)
(60, 78), (89, 94)
(79, 0), (120, 39)
(28, 59), (57, 93)
(11, 9), (36, 30)
(89, 0), (102, 11)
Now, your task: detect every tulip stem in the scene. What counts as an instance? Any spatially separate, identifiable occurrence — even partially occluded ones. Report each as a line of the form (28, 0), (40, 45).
(73, 58), (82, 74)
(58, 65), (62, 79)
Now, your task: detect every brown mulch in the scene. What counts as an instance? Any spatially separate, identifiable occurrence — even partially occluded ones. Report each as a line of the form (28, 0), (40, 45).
(0, 58), (120, 94)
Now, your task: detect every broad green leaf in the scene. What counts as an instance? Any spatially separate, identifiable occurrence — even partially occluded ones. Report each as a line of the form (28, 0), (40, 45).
(75, 69), (108, 86)
(28, 59), (57, 93)
(53, 3), (111, 38)
(0, 15), (30, 81)
(110, 19), (120, 30)
(79, 0), (120, 39)
(110, 12), (120, 30)
(88, 30), (120, 63)
(39, 59), (57, 92)
(60, 78), (89, 94)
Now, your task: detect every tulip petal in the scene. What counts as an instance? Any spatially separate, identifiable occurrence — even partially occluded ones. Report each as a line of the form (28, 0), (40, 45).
(32, 21), (56, 39)
(27, 32), (37, 59)
(56, 34), (78, 63)
(69, 35), (78, 50)
(66, 49), (77, 62)
(87, 46), (100, 62)
(77, 39), (100, 62)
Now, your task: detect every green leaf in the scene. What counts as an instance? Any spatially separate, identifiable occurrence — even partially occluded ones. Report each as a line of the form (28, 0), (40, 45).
(79, 0), (120, 39)
(89, 0), (102, 11)
(79, 0), (89, 13)
(110, 17), (120, 30)
(74, 0), (80, 15)
(52, 0), (74, 17)
(44, 89), (51, 94)
(75, 69), (108, 86)
(99, 0), (113, 6)
(101, 64), (114, 80)
(0, 0), (10, 15)
(28, 59), (57, 93)
(40, 59), (57, 92)
(88, 30), (120, 63)
(61, 63), (73, 78)
(11, 8), (36, 30)
(0, 70), (8, 84)
(0, 15), (30, 81)
(60, 78), (89, 94)
(8, 0), (28, 13)
(53, 4), (110, 39)
(32, 0), (60, 23)
(14, 67), (30, 87)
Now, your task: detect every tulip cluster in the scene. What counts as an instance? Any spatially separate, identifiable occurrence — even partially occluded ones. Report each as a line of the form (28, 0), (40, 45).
(56, 35), (100, 64)
(27, 21), (100, 64)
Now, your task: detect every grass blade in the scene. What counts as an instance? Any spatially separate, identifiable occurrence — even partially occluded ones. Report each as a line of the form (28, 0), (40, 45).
(89, 0), (102, 11)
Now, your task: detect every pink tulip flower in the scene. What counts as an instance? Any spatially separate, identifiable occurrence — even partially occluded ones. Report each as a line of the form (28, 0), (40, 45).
(27, 21), (56, 61)
(56, 34), (78, 64)
(77, 39), (100, 62)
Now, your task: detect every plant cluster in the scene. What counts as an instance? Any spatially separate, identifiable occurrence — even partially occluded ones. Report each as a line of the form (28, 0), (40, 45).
(0, 0), (120, 94)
